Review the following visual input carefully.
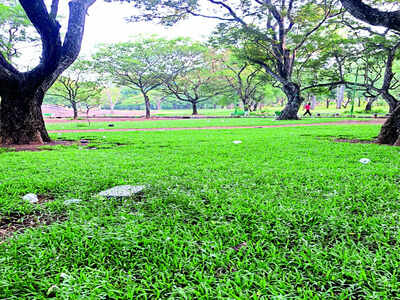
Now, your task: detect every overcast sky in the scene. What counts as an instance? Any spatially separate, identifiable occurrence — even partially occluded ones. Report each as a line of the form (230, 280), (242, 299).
(16, 1), (218, 68)
(65, 1), (218, 55)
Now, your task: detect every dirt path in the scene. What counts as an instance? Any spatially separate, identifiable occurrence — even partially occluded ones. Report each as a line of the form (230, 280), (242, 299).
(48, 120), (385, 133)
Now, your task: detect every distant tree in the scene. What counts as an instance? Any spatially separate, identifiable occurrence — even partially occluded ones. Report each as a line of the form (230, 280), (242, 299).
(221, 54), (266, 112)
(93, 37), (203, 118)
(163, 60), (229, 115)
(48, 60), (104, 119)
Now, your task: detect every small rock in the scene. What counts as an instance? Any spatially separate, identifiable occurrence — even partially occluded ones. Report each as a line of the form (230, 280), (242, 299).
(233, 140), (242, 144)
(80, 140), (89, 144)
(359, 158), (371, 164)
(23, 193), (39, 204)
(98, 185), (146, 198)
(108, 124), (115, 127)
(63, 199), (82, 205)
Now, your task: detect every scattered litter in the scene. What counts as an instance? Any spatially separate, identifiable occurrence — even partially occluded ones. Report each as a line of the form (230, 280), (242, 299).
(108, 124), (115, 127)
(233, 141), (242, 144)
(80, 140), (89, 144)
(23, 193), (39, 204)
(63, 199), (82, 205)
(102, 136), (107, 139)
(359, 158), (371, 164)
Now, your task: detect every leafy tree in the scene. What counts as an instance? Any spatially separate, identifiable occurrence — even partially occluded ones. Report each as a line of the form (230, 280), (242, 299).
(221, 53), (266, 112)
(93, 37), (203, 118)
(339, 0), (400, 145)
(163, 57), (229, 115)
(48, 60), (104, 119)
(0, 0), (96, 145)
(121, 0), (342, 120)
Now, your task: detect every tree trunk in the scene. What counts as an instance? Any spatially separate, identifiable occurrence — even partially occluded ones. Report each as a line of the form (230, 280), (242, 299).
(72, 101), (78, 119)
(376, 104), (400, 145)
(365, 97), (376, 112)
(381, 92), (399, 113)
(0, 91), (50, 145)
(337, 85), (345, 109)
(326, 99), (330, 109)
(192, 102), (198, 115)
(311, 94), (317, 110)
(144, 93), (151, 119)
(277, 83), (303, 120)
(156, 99), (162, 110)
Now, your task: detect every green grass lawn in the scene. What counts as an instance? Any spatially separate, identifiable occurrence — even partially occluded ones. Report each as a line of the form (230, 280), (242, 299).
(151, 104), (389, 117)
(46, 117), (371, 131)
(1, 124), (400, 298)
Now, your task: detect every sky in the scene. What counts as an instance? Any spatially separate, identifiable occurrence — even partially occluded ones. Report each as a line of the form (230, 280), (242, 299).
(15, 1), (219, 68)
(62, 1), (218, 55)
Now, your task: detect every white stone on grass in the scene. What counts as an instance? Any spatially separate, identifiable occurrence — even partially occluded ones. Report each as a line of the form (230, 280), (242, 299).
(359, 158), (371, 164)
(98, 185), (146, 198)
(64, 199), (82, 205)
(23, 193), (39, 204)
(233, 140), (242, 144)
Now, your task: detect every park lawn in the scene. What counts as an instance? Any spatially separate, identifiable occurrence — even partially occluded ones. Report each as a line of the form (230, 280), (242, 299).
(1, 124), (400, 298)
(45, 117), (370, 131)
(150, 105), (389, 117)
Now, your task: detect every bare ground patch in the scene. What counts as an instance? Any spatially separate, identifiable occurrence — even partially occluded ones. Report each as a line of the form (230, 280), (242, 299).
(0, 211), (67, 242)
(334, 138), (377, 144)
(1, 140), (77, 152)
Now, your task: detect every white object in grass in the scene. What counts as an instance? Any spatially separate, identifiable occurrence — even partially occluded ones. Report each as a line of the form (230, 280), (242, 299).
(64, 199), (82, 205)
(23, 193), (39, 204)
(98, 185), (146, 198)
(359, 158), (371, 164)
(233, 140), (243, 144)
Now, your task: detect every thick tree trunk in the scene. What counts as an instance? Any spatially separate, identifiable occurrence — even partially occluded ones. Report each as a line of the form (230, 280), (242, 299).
(0, 91), (50, 145)
(376, 104), (400, 145)
(381, 92), (399, 113)
(326, 99), (330, 108)
(277, 83), (303, 120)
(192, 102), (198, 115)
(144, 94), (151, 119)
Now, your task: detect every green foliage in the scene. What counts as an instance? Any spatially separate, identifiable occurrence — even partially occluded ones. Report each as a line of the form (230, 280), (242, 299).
(0, 1), (37, 61)
(47, 59), (105, 115)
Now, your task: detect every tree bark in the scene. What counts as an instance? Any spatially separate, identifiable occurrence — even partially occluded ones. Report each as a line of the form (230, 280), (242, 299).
(381, 92), (399, 113)
(71, 101), (78, 119)
(376, 104), (400, 145)
(365, 97), (376, 112)
(339, 0), (400, 32)
(144, 93), (151, 119)
(337, 85), (345, 109)
(192, 102), (198, 115)
(0, 90), (50, 145)
(277, 83), (303, 120)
